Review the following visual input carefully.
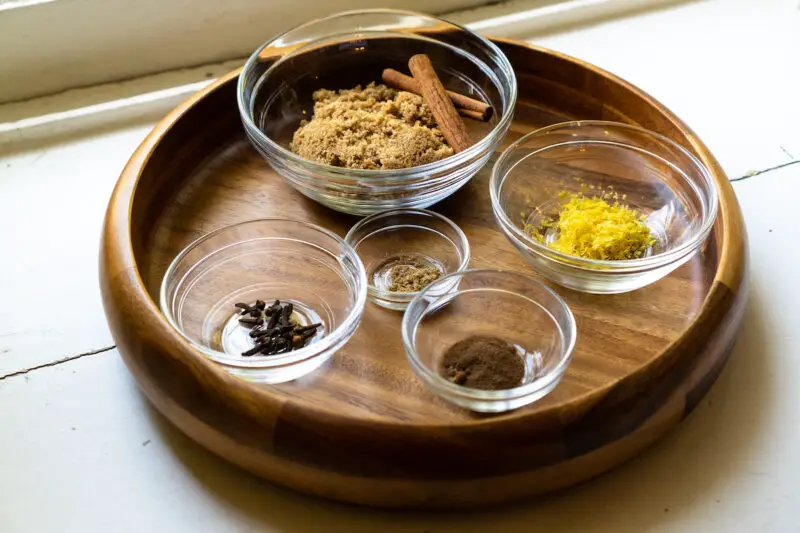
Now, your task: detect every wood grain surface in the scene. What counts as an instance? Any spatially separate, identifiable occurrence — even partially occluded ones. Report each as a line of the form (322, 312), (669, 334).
(99, 39), (748, 508)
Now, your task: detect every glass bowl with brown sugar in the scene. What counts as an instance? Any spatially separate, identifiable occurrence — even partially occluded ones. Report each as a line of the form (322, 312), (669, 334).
(237, 9), (517, 215)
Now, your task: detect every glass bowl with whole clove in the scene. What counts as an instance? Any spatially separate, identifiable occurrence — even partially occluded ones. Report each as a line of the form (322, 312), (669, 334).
(344, 208), (470, 310)
(491, 121), (719, 294)
(402, 269), (576, 413)
(160, 219), (367, 383)
(237, 9), (517, 215)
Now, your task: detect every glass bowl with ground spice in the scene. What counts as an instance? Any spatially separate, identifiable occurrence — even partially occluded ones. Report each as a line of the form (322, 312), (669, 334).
(491, 121), (719, 294)
(344, 208), (470, 310)
(160, 219), (367, 383)
(237, 9), (516, 215)
(402, 269), (576, 413)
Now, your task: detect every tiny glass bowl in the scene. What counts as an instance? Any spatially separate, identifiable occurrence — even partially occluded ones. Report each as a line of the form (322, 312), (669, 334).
(402, 269), (576, 413)
(344, 208), (470, 311)
(491, 121), (719, 294)
(237, 9), (517, 215)
(159, 219), (367, 383)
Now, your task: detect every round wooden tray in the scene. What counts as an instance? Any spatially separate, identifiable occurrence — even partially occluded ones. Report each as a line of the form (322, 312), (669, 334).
(100, 39), (748, 508)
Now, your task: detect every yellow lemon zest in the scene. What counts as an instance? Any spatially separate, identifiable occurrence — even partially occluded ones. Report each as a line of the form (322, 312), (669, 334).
(537, 192), (655, 260)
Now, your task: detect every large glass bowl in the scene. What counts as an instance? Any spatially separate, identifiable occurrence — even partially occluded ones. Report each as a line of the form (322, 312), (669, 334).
(237, 9), (517, 215)
(159, 219), (367, 383)
(491, 121), (719, 294)
(402, 269), (576, 413)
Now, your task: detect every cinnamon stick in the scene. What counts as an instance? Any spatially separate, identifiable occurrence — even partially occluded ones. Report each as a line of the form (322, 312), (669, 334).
(458, 108), (486, 121)
(407, 55), (473, 153)
(382, 68), (493, 121)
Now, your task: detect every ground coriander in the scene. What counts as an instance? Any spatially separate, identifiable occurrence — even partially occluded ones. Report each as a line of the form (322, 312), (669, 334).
(386, 256), (443, 293)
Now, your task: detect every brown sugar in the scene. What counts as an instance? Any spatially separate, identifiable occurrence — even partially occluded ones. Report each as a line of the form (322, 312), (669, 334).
(440, 335), (525, 390)
(290, 83), (454, 170)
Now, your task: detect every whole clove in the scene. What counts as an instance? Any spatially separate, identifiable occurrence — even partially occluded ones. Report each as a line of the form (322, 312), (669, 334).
(242, 344), (265, 357)
(266, 311), (280, 331)
(238, 316), (263, 326)
(266, 300), (281, 315)
(235, 303), (262, 318)
(250, 327), (271, 339)
(258, 339), (276, 355)
(281, 303), (293, 327)
(295, 323), (321, 334)
(234, 300), (321, 356)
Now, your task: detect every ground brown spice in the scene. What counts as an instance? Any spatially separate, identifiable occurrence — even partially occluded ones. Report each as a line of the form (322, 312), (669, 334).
(387, 259), (443, 293)
(290, 83), (454, 169)
(440, 335), (525, 390)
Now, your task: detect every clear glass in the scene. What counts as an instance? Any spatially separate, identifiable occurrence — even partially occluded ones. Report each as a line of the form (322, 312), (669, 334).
(402, 269), (576, 413)
(491, 121), (719, 294)
(237, 9), (517, 215)
(344, 208), (470, 311)
(160, 219), (367, 383)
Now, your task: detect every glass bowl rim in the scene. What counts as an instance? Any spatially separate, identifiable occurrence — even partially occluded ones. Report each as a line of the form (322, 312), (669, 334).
(236, 8), (518, 182)
(489, 120), (719, 270)
(159, 218), (368, 368)
(401, 268), (577, 400)
(344, 207), (471, 298)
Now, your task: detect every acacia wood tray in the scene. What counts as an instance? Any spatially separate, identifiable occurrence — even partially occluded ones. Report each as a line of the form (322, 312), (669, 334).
(100, 38), (748, 508)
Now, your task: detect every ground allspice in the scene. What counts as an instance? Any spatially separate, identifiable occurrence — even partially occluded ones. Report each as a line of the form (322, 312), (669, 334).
(440, 335), (525, 390)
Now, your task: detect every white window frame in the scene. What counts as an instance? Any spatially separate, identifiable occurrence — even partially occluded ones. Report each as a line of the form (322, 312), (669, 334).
(0, 0), (676, 105)
(0, 0), (499, 104)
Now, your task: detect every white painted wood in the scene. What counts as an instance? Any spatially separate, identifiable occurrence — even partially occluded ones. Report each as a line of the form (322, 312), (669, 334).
(0, 0), (55, 9)
(451, 0), (689, 36)
(533, 0), (800, 176)
(0, 0), (694, 105)
(0, 59), (243, 148)
(0, 126), (152, 377)
(0, 0), (493, 104)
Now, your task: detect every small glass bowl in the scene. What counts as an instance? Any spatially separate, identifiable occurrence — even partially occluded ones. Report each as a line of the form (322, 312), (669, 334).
(491, 121), (719, 294)
(237, 9), (517, 215)
(402, 269), (576, 413)
(159, 219), (367, 383)
(344, 209), (470, 311)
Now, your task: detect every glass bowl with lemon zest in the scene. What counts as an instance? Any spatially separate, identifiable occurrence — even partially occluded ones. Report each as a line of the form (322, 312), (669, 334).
(491, 121), (718, 294)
